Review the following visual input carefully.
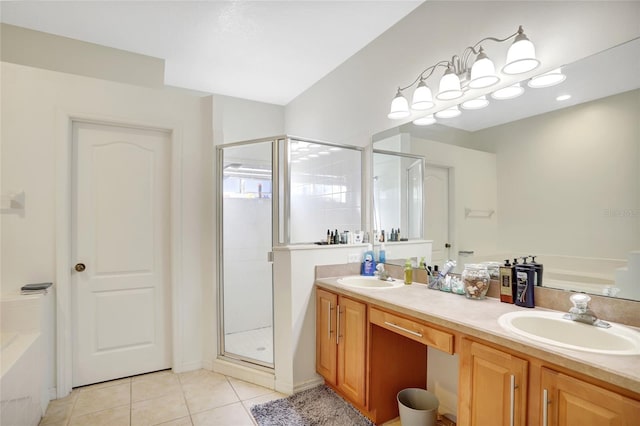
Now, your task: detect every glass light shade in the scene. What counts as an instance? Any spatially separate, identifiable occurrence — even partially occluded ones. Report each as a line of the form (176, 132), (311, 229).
(436, 68), (463, 100)
(528, 68), (566, 88)
(411, 81), (435, 110)
(491, 83), (525, 100)
(502, 34), (540, 74)
(461, 95), (489, 110)
(413, 114), (436, 126)
(388, 91), (410, 119)
(469, 52), (500, 89)
(435, 106), (461, 119)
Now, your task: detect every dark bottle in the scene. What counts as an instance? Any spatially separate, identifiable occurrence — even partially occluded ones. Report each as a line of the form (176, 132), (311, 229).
(529, 255), (544, 286)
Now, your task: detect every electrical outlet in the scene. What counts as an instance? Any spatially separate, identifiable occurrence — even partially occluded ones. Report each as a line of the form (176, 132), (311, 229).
(348, 253), (360, 263)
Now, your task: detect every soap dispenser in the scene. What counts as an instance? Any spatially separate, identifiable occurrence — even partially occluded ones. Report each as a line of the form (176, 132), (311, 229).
(404, 259), (413, 285)
(361, 244), (376, 276)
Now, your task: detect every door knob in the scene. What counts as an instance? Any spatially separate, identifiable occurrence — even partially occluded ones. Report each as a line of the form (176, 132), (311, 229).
(75, 263), (86, 272)
(445, 243), (451, 248)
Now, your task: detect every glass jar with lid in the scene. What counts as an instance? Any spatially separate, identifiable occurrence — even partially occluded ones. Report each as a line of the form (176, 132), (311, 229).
(462, 264), (491, 299)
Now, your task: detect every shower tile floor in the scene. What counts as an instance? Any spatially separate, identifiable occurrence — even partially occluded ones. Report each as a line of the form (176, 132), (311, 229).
(224, 326), (273, 364)
(39, 369), (285, 426)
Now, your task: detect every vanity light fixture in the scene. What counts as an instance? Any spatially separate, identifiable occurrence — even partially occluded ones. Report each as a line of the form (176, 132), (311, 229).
(528, 67), (566, 88)
(389, 25), (540, 121)
(413, 114), (437, 126)
(491, 82), (525, 100)
(435, 105), (462, 119)
(461, 95), (490, 110)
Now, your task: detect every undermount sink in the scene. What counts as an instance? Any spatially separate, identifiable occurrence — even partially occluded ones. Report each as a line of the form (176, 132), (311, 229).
(498, 311), (640, 355)
(337, 276), (403, 289)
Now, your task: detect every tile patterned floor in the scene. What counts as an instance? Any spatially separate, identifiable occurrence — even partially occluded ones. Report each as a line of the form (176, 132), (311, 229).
(39, 369), (286, 426)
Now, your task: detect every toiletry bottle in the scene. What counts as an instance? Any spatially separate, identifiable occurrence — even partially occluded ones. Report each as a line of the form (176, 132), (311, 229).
(499, 259), (514, 304)
(380, 230), (385, 242)
(512, 258), (519, 301)
(514, 264), (535, 308)
(529, 255), (544, 286)
(404, 259), (413, 285)
(379, 243), (386, 264)
(519, 256), (538, 291)
(327, 229), (331, 244)
(361, 244), (376, 276)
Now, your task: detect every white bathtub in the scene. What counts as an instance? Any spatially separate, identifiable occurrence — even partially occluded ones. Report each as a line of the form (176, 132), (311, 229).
(1, 294), (48, 426)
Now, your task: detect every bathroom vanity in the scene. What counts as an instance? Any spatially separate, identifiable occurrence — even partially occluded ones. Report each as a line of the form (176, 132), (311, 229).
(315, 277), (640, 425)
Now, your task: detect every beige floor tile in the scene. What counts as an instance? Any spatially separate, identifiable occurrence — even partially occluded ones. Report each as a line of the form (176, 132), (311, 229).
(69, 405), (130, 426)
(132, 378), (182, 403)
(178, 369), (227, 387)
(132, 370), (179, 387)
(227, 377), (273, 401)
(191, 402), (254, 426)
(39, 399), (75, 426)
(183, 380), (239, 415)
(241, 391), (287, 409)
(155, 416), (193, 426)
(131, 392), (189, 426)
(79, 377), (131, 392)
(72, 383), (131, 418)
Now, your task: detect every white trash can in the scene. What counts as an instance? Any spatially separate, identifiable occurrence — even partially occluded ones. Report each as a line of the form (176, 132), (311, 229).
(397, 388), (439, 426)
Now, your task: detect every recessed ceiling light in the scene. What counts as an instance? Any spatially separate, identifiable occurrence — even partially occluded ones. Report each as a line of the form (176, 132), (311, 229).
(309, 154), (319, 158)
(435, 106), (461, 119)
(319, 151), (330, 155)
(556, 94), (571, 101)
(461, 95), (490, 110)
(529, 67), (566, 88)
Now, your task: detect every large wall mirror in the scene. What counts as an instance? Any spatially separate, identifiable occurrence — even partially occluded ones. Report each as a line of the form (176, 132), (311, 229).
(372, 37), (640, 301)
(372, 150), (424, 241)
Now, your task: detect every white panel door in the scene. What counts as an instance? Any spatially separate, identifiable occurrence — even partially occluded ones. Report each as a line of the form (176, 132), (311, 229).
(425, 165), (450, 267)
(72, 122), (171, 387)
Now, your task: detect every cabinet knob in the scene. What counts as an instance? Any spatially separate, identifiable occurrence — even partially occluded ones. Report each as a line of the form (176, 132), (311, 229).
(74, 263), (86, 272)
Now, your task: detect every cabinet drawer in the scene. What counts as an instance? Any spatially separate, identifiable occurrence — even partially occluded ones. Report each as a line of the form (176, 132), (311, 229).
(370, 307), (453, 354)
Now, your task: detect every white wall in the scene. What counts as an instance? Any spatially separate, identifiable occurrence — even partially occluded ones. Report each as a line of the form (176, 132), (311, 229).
(1, 62), (210, 381)
(411, 138), (498, 261)
(473, 89), (640, 259)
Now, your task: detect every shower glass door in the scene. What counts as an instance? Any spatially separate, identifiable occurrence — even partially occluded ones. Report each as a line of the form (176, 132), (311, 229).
(219, 141), (274, 367)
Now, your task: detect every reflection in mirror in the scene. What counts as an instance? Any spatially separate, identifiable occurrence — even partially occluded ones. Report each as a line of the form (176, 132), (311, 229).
(372, 150), (424, 241)
(373, 38), (640, 301)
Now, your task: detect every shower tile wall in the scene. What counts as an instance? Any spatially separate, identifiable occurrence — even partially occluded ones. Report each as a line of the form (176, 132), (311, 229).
(289, 145), (362, 244)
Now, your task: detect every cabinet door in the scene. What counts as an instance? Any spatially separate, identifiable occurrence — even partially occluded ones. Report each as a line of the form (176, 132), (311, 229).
(316, 288), (337, 386)
(540, 368), (640, 426)
(337, 296), (367, 406)
(459, 339), (528, 426)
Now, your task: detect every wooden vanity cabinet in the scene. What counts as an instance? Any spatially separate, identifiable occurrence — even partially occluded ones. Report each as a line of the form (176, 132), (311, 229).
(459, 339), (528, 426)
(540, 367), (640, 426)
(315, 288), (367, 407)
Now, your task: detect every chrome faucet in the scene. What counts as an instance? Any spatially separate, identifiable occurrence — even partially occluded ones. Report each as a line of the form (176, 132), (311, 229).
(375, 263), (393, 281)
(563, 293), (611, 328)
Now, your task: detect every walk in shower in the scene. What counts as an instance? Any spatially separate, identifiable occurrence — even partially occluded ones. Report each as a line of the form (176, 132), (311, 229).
(217, 137), (363, 368)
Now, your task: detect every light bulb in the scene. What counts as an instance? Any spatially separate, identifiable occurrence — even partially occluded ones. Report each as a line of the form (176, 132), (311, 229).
(502, 27), (540, 74)
(528, 67), (566, 88)
(413, 114), (436, 126)
(436, 67), (463, 100)
(435, 106), (461, 119)
(491, 83), (525, 100)
(469, 49), (500, 89)
(461, 95), (490, 110)
(411, 80), (435, 110)
(388, 89), (410, 119)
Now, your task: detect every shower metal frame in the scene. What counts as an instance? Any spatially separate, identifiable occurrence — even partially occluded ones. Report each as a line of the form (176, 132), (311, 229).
(216, 135), (365, 369)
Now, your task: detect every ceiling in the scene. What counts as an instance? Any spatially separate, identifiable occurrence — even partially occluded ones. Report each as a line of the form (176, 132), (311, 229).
(0, 0), (423, 105)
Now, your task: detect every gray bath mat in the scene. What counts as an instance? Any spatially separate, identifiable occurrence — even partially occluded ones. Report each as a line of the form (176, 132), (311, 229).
(250, 385), (374, 426)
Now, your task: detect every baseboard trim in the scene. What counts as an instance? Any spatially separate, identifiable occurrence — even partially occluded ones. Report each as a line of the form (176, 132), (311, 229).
(293, 377), (324, 393)
(213, 358), (275, 390)
(173, 360), (203, 374)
